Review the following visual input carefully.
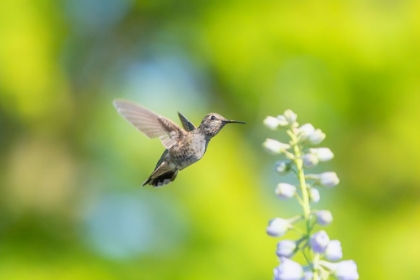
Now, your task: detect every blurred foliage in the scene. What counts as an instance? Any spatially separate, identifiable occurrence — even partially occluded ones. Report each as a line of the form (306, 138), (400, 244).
(1, 0), (420, 279)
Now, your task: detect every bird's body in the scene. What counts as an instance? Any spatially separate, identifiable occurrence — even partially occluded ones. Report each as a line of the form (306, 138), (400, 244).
(164, 131), (208, 170)
(143, 131), (207, 186)
(113, 99), (245, 187)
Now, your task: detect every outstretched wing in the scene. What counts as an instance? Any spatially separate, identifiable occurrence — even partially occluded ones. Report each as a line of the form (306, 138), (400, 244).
(178, 112), (196, 132)
(113, 99), (186, 149)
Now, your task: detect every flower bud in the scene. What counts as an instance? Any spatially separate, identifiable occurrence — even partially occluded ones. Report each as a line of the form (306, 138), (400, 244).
(276, 240), (296, 258)
(302, 153), (319, 168)
(273, 257), (303, 280)
(308, 129), (326, 145)
(315, 210), (333, 226)
(275, 161), (292, 175)
(319, 172), (339, 188)
(264, 116), (282, 130)
(319, 260), (359, 280)
(275, 183), (296, 199)
(263, 139), (291, 154)
(298, 123), (315, 139)
(310, 230), (330, 253)
(276, 115), (290, 127)
(334, 260), (359, 280)
(283, 109), (297, 124)
(309, 148), (334, 162)
(302, 271), (321, 280)
(325, 240), (343, 261)
(309, 188), (320, 203)
(266, 218), (291, 237)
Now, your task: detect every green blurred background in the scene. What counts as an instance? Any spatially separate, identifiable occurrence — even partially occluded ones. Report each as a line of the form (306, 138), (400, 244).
(1, 0), (420, 279)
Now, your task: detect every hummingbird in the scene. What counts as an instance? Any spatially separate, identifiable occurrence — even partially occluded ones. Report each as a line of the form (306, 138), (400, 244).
(113, 99), (246, 187)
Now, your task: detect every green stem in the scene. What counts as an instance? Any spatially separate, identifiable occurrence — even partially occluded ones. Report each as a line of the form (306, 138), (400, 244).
(301, 249), (311, 264)
(294, 192), (304, 207)
(290, 134), (310, 227)
(289, 130), (318, 279)
(313, 253), (320, 279)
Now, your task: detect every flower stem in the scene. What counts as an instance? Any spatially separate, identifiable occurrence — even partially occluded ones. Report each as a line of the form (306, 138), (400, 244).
(290, 129), (318, 279)
(290, 131), (310, 224)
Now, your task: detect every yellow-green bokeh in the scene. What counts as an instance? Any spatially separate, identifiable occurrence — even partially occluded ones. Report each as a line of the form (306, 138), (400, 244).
(1, 0), (420, 279)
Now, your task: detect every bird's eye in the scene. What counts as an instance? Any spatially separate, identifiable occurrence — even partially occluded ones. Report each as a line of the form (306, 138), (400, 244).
(210, 115), (216, 121)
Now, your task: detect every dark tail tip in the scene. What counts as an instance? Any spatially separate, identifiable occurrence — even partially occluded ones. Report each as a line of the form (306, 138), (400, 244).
(142, 170), (178, 187)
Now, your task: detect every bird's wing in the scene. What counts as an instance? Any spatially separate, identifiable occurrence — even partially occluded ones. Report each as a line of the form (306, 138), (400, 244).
(113, 99), (186, 149)
(177, 112), (196, 132)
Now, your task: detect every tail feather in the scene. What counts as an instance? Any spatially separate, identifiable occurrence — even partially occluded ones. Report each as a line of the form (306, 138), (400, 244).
(142, 169), (178, 187)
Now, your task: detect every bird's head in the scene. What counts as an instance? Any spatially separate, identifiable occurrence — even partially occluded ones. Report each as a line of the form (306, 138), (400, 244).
(199, 113), (245, 138)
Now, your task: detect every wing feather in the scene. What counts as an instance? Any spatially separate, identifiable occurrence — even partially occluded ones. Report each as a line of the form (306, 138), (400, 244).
(178, 112), (196, 132)
(113, 99), (185, 148)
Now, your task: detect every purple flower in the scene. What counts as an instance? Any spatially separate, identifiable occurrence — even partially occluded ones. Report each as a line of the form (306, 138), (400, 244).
(310, 230), (330, 253)
(276, 240), (296, 258)
(301, 271), (312, 280)
(308, 129), (326, 145)
(275, 161), (292, 174)
(298, 123), (315, 139)
(318, 172), (339, 188)
(309, 148), (334, 162)
(266, 218), (291, 237)
(275, 183), (296, 199)
(263, 139), (291, 154)
(301, 270), (320, 280)
(276, 116), (290, 127)
(302, 153), (319, 168)
(264, 116), (282, 130)
(325, 240), (343, 261)
(273, 257), (303, 280)
(334, 260), (359, 280)
(309, 188), (320, 203)
(283, 110), (298, 124)
(315, 210), (333, 226)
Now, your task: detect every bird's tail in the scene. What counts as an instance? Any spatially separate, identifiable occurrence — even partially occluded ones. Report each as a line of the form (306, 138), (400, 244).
(142, 169), (178, 187)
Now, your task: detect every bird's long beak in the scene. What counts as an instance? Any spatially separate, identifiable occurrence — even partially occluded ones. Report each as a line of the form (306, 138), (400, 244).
(223, 119), (246, 124)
